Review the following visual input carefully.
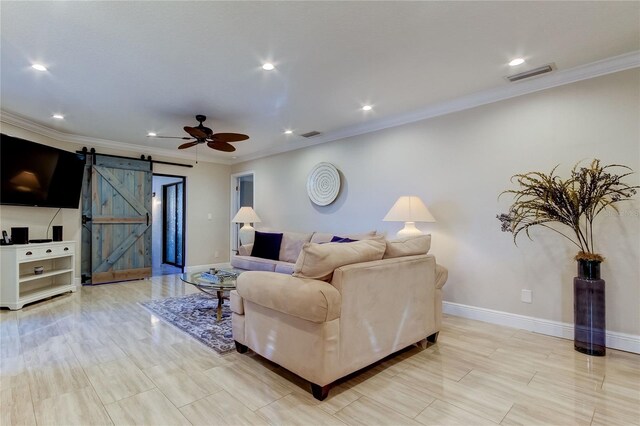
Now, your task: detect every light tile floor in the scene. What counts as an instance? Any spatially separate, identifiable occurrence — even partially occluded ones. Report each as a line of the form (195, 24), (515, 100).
(1, 275), (638, 426)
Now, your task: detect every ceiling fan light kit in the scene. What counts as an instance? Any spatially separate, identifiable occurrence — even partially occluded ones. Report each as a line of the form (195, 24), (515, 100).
(152, 115), (249, 153)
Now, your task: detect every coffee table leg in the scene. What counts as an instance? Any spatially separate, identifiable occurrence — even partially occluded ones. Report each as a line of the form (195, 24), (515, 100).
(217, 290), (223, 321)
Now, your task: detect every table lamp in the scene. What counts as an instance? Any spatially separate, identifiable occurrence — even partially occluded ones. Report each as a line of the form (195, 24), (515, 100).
(383, 196), (436, 238)
(232, 207), (261, 245)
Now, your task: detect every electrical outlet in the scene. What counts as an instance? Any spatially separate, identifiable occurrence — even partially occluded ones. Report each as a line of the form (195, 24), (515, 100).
(521, 289), (532, 303)
(207, 213), (212, 220)
(214, 250), (219, 258)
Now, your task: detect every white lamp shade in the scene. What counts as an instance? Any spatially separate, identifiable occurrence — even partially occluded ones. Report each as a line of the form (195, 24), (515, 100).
(383, 196), (436, 223)
(231, 207), (261, 224)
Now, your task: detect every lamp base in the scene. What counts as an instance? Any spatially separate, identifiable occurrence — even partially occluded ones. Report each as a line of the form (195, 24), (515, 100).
(397, 222), (422, 238)
(239, 224), (256, 246)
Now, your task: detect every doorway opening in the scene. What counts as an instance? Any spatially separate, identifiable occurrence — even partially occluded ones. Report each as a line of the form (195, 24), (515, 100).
(152, 174), (186, 276)
(230, 172), (254, 254)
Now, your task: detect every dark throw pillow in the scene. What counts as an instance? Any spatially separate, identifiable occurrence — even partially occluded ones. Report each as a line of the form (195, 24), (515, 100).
(251, 231), (284, 260)
(330, 236), (357, 243)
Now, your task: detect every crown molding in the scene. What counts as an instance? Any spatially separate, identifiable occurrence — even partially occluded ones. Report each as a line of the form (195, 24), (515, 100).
(2, 51), (638, 166)
(0, 111), (234, 165)
(235, 50), (640, 164)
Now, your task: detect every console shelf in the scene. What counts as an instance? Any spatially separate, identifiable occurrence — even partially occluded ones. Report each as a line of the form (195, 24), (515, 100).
(19, 268), (74, 283)
(1, 241), (77, 310)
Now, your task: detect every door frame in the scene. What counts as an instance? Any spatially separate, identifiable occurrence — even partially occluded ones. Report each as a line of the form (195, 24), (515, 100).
(230, 171), (255, 254)
(154, 173), (187, 272)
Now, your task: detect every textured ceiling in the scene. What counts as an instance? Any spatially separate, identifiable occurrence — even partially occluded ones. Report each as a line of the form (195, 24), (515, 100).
(1, 1), (639, 162)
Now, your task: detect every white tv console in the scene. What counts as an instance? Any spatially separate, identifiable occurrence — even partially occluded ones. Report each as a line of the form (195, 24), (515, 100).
(0, 240), (77, 310)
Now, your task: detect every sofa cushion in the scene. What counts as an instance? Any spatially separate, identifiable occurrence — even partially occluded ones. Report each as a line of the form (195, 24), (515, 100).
(383, 235), (431, 259)
(310, 230), (377, 244)
(238, 243), (253, 256)
(293, 239), (386, 281)
(231, 255), (277, 272)
(274, 261), (295, 275)
(236, 271), (341, 323)
(251, 231), (283, 260)
(279, 232), (313, 263)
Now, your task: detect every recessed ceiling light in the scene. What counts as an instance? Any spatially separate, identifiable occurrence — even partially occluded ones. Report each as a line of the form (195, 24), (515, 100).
(362, 105), (372, 111)
(509, 58), (525, 66)
(147, 132), (157, 137)
(31, 64), (47, 71)
(284, 130), (293, 134)
(52, 114), (64, 120)
(262, 63), (275, 71)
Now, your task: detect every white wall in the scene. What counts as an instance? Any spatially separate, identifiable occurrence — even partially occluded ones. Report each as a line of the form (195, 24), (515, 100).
(232, 69), (640, 336)
(0, 123), (231, 278)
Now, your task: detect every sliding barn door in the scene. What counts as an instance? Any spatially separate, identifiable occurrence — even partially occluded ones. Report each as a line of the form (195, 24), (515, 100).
(90, 156), (152, 284)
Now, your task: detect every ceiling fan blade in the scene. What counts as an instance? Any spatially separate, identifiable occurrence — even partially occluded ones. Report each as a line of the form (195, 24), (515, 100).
(151, 136), (193, 140)
(207, 141), (236, 152)
(211, 132), (249, 142)
(184, 126), (208, 139)
(178, 141), (200, 149)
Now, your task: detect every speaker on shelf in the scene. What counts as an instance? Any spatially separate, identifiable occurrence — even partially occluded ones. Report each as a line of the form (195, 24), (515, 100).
(52, 226), (63, 242)
(11, 227), (29, 245)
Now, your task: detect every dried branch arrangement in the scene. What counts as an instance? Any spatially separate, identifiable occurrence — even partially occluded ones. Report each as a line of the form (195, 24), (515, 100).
(498, 159), (638, 261)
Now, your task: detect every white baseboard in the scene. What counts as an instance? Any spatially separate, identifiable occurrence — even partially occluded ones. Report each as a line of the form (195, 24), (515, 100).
(442, 301), (640, 354)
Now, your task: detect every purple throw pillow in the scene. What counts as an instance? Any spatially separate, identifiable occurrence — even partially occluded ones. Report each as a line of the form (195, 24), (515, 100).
(251, 231), (284, 260)
(330, 236), (357, 243)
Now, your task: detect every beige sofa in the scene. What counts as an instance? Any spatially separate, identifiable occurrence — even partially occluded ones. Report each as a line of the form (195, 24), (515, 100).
(230, 236), (448, 400)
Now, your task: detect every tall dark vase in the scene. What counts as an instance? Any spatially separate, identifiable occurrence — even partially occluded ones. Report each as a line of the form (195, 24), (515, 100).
(574, 259), (606, 356)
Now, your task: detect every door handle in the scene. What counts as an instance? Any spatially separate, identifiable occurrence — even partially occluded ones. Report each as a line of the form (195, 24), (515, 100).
(146, 212), (150, 226)
(64, 247), (69, 251)
(46, 249), (52, 253)
(26, 251), (32, 256)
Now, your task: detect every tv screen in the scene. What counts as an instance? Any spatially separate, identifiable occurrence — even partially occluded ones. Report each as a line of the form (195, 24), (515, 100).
(1, 134), (85, 208)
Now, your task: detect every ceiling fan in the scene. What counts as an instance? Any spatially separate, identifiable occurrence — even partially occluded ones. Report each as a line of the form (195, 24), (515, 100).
(150, 115), (249, 152)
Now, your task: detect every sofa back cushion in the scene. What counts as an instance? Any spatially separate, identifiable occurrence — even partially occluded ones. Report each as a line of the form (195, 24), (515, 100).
(293, 239), (386, 281)
(251, 231), (283, 260)
(383, 234), (431, 259)
(279, 232), (313, 263)
(310, 230), (377, 244)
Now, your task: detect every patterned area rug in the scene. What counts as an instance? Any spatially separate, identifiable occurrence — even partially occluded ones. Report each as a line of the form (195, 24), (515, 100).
(139, 292), (234, 354)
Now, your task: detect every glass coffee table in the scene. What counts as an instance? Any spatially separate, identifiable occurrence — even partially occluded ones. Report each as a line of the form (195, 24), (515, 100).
(180, 268), (242, 321)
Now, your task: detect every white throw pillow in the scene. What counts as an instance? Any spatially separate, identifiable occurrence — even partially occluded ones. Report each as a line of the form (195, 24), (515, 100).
(293, 239), (386, 281)
(279, 232), (313, 263)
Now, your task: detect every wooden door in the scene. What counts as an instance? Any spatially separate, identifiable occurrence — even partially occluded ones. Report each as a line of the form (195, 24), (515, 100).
(90, 156), (152, 284)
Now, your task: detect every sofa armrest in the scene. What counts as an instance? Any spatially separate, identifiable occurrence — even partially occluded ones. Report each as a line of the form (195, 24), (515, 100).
(230, 290), (244, 315)
(435, 264), (448, 289)
(238, 244), (253, 256)
(236, 271), (341, 323)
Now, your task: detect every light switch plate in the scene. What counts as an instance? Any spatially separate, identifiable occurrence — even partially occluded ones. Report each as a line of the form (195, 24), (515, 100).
(521, 289), (533, 303)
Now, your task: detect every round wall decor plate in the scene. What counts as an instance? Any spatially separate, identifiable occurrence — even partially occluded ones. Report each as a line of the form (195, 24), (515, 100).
(307, 162), (341, 206)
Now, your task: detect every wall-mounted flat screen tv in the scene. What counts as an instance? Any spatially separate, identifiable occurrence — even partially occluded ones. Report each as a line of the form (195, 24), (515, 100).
(1, 134), (85, 208)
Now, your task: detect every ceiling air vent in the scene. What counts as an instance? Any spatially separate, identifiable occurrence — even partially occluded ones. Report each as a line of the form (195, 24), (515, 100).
(300, 131), (322, 138)
(505, 63), (555, 82)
